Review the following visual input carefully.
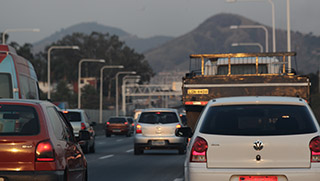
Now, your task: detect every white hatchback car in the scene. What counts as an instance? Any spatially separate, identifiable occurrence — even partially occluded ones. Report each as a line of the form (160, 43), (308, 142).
(176, 96), (320, 181)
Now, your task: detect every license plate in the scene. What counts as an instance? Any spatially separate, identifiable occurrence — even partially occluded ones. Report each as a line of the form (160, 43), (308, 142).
(152, 140), (165, 146)
(112, 129), (121, 132)
(187, 89), (209, 95)
(239, 176), (277, 181)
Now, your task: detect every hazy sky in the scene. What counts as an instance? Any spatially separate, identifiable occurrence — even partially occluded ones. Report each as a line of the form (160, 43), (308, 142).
(1, 0), (319, 45)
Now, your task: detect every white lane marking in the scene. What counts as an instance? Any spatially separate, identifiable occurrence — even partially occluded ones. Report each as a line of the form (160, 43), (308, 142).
(99, 154), (114, 160)
(126, 149), (134, 153)
(116, 139), (123, 142)
(173, 178), (183, 181)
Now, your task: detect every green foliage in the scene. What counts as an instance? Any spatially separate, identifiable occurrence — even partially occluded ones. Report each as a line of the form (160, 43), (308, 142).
(81, 85), (99, 109)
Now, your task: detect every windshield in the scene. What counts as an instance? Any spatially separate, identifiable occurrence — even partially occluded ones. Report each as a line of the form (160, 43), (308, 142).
(0, 73), (13, 98)
(64, 112), (81, 122)
(108, 118), (127, 123)
(0, 104), (39, 135)
(200, 104), (317, 136)
(139, 112), (179, 124)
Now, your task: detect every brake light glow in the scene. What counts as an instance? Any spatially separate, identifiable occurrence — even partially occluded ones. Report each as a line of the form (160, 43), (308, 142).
(81, 122), (86, 130)
(176, 124), (181, 129)
(62, 111), (68, 113)
(36, 140), (54, 162)
(106, 122), (110, 125)
(124, 122), (128, 125)
(136, 124), (142, 134)
(190, 136), (208, 162)
(185, 101), (208, 106)
(310, 136), (320, 162)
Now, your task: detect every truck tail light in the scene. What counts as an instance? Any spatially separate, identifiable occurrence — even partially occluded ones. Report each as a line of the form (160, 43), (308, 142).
(81, 122), (86, 130)
(190, 136), (208, 162)
(36, 140), (55, 162)
(310, 136), (320, 162)
(136, 124), (142, 134)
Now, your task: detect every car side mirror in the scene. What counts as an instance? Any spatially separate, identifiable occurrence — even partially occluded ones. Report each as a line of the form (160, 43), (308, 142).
(79, 130), (90, 140)
(175, 127), (193, 138)
(90, 122), (96, 127)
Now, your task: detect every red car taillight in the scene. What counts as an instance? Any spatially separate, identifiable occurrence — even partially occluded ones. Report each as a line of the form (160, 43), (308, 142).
(136, 124), (142, 134)
(310, 136), (320, 162)
(124, 122), (128, 125)
(81, 122), (86, 130)
(36, 140), (55, 162)
(190, 136), (208, 162)
(176, 124), (181, 129)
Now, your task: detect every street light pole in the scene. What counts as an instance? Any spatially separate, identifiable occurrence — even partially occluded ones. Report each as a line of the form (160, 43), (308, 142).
(2, 28), (40, 44)
(115, 71), (136, 117)
(121, 75), (141, 116)
(78, 59), (105, 109)
(287, 0), (292, 73)
(99, 65), (124, 124)
(231, 42), (264, 52)
(230, 25), (269, 52)
(226, 0), (276, 52)
(47, 46), (79, 100)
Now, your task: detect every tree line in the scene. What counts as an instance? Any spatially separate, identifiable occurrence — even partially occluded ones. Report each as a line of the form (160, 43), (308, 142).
(1, 32), (154, 109)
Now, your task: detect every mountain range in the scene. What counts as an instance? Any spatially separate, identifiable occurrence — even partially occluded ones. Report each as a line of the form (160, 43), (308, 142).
(32, 13), (320, 74)
(145, 13), (320, 74)
(32, 22), (173, 54)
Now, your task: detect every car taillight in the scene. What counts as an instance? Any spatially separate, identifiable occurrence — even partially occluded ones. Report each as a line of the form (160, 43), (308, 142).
(176, 124), (181, 129)
(310, 136), (320, 162)
(81, 122), (86, 130)
(190, 136), (208, 162)
(124, 122), (128, 125)
(136, 124), (142, 134)
(36, 140), (55, 162)
(131, 123), (135, 127)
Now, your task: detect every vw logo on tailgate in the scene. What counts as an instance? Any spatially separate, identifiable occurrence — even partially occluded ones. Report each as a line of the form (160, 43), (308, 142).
(253, 140), (264, 151)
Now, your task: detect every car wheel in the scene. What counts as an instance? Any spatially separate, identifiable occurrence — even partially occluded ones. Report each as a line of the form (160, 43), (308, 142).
(89, 142), (95, 153)
(63, 169), (69, 181)
(82, 143), (89, 154)
(134, 145), (143, 155)
(126, 132), (131, 137)
(105, 132), (111, 137)
(178, 145), (186, 155)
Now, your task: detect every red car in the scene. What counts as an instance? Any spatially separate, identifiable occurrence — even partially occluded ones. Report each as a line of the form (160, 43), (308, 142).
(105, 117), (134, 137)
(0, 99), (88, 180)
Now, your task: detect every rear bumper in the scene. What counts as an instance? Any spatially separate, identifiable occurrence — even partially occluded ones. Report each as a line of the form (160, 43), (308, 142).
(185, 163), (320, 181)
(0, 170), (64, 181)
(134, 135), (186, 149)
(106, 128), (130, 134)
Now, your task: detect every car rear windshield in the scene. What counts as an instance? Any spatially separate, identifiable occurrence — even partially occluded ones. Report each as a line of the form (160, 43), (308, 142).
(64, 112), (81, 122)
(0, 104), (40, 135)
(200, 104), (317, 136)
(108, 118), (127, 123)
(139, 112), (179, 124)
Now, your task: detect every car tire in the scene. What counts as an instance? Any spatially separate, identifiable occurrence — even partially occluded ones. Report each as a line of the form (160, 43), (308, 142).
(82, 143), (89, 154)
(178, 145), (186, 155)
(126, 132), (131, 137)
(134, 145), (143, 155)
(89, 142), (95, 153)
(63, 169), (69, 181)
(105, 132), (111, 137)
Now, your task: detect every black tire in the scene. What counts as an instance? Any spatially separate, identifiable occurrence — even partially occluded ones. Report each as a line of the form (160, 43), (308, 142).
(89, 142), (95, 153)
(134, 145), (143, 155)
(105, 132), (111, 137)
(178, 145), (186, 155)
(83, 169), (88, 181)
(126, 132), (131, 137)
(63, 169), (69, 181)
(82, 143), (89, 154)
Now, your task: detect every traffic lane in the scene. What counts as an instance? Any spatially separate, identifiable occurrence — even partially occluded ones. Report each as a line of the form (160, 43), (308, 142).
(85, 135), (134, 161)
(86, 136), (185, 181)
